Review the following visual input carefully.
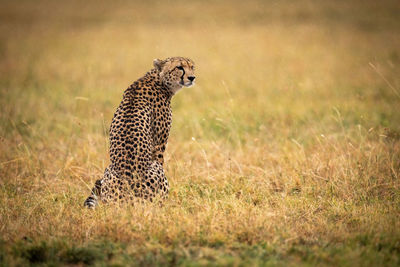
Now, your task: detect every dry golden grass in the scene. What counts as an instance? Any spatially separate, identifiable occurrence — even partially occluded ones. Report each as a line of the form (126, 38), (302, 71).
(0, 0), (400, 265)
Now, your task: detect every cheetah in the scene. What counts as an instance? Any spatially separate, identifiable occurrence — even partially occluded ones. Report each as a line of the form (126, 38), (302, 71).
(84, 57), (196, 208)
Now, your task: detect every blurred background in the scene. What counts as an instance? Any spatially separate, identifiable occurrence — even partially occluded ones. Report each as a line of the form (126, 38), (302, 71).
(1, 0), (399, 144)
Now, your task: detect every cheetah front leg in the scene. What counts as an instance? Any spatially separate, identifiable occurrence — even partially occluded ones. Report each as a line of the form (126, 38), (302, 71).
(139, 161), (169, 201)
(152, 144), (166, 165)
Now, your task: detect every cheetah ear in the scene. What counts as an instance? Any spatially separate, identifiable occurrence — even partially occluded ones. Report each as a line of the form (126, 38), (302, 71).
(153, 59), (165, 71)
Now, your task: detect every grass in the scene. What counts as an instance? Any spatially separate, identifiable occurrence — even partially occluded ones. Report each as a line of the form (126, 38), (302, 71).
(0, 0), (399, 266)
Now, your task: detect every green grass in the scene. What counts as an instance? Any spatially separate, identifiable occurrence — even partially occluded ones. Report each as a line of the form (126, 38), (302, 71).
(2, 236), (399, 266)
(1, 0), (400, 266)
(1, 237), (399, 266)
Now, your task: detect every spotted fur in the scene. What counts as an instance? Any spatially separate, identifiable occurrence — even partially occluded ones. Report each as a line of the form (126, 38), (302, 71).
(84, 57), (195, 208)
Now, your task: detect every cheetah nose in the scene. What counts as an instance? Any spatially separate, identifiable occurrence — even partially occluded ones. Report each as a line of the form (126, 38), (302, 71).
(188, 76), (195, 82)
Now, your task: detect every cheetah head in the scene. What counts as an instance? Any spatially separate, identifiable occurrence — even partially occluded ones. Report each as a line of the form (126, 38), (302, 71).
(153, 57), (196, 94)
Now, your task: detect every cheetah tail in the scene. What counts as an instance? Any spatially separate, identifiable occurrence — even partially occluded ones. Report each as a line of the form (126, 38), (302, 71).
(83, 179), (102, 209)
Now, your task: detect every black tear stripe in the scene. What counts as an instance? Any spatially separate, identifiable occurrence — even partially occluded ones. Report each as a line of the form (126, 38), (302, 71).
(180, 67), (185, 81)
(174, 66), (185, 82)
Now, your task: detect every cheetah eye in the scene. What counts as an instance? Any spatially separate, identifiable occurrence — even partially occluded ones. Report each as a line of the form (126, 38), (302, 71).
(177, 66), (184, 71)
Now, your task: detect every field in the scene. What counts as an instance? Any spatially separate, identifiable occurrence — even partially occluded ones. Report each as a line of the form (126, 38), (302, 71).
(1, 0), (400, 265)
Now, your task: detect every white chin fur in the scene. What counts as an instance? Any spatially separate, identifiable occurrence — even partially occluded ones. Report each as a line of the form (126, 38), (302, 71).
(171, 82), (194, 95)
